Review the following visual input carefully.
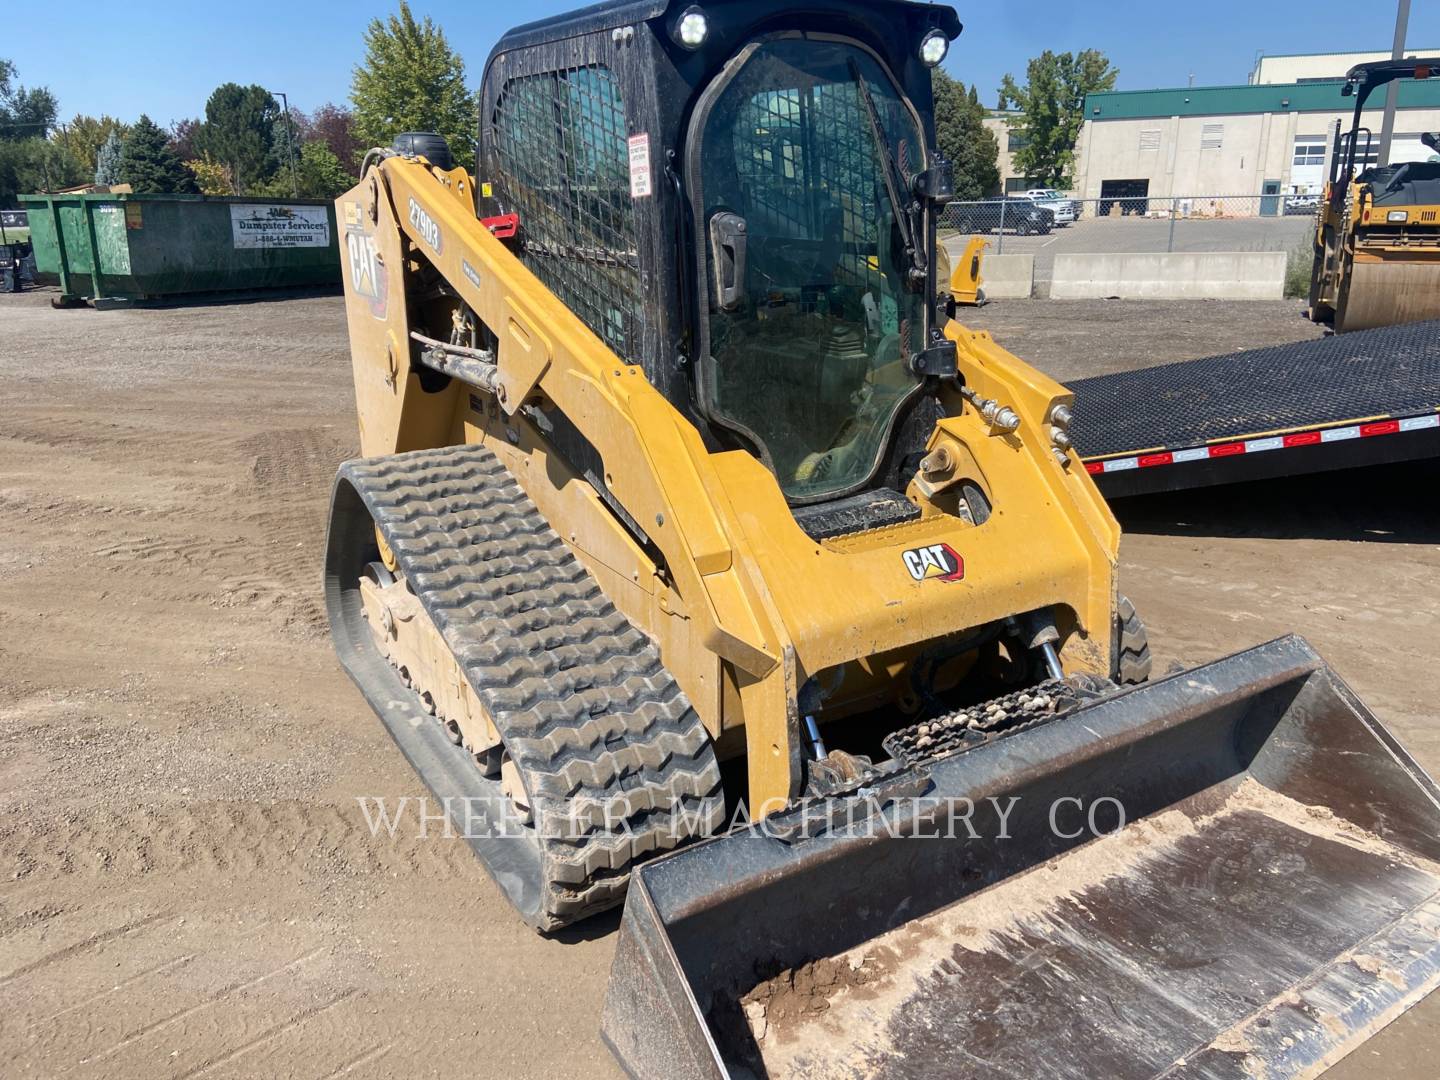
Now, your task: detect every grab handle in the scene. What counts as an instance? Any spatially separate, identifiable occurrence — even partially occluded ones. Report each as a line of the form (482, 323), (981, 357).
(709, 211), (747, 312)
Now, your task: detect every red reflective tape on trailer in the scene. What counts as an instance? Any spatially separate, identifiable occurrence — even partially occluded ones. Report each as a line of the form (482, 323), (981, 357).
(1084, 412), (1440, 475)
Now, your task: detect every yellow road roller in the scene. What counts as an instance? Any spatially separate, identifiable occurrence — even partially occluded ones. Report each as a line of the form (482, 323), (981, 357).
(1310, 57), (1440, 332)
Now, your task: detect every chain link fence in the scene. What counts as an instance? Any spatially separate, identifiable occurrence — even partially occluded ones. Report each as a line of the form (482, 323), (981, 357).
(939, 194), (1317, 249)
(939, 194), (1316, 293)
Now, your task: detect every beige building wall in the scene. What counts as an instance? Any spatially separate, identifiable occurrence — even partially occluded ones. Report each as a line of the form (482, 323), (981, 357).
(983, 114), (1020, 193)
(1072, 105), (1440, 200)
(1250, 50), (1440, 85)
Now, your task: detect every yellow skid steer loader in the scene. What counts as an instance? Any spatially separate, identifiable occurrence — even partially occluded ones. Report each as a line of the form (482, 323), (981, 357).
(324, 2), (1440, 1075)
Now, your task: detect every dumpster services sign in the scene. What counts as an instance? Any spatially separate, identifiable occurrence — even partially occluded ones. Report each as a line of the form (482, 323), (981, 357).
(230, 204), (331, 249)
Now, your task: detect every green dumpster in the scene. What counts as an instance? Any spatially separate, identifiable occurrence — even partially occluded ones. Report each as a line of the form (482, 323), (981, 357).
(19, 193), (341, 306)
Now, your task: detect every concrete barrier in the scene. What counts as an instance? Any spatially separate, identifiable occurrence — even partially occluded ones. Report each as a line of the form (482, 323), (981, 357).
(979, 253), (1034, 299)
(1049, 251), (1286, 301)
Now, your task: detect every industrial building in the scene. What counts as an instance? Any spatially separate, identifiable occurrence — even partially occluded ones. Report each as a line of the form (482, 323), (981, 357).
(988, 48), (1440, 201)
(1248, 48), (1437, 85)
(982, 110), (1031, 194)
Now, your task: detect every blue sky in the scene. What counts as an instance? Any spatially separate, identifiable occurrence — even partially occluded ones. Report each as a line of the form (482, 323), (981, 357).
(7, 0), (1439, 127)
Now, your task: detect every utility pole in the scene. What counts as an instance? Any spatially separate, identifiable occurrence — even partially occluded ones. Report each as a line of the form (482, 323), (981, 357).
(271, 90), (300, 197)
(1377, 0), (1411, 167)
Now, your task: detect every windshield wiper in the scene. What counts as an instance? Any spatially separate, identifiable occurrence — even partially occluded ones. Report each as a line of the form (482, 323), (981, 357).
(847, 58), (922, 283)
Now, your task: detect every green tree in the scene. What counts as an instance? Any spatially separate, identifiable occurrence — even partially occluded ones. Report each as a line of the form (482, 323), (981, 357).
(0, 58), (60, 141)
(0, 60), (76, 205)
(0, 138), (84, 206)
(94, 129), (124, 185)
(999, 49), (1117, 188)
(196, 83), (280, 194)
(932, 70), (999, 201)
(255, 141), (354, 199)
(119, 115), (197, 194)
(52, 114), (129, 176)
(292, 140), (354, 198)
(351, 2), (476, 170)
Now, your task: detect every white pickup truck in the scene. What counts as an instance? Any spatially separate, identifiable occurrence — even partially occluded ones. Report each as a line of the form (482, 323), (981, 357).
(1019, 187), (1077, 224)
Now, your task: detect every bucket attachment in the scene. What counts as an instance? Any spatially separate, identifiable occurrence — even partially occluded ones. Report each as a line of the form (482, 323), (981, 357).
(601, 636), (1440, 1080)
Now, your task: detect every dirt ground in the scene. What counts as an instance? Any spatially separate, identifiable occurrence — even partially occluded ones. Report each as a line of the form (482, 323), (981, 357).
(2, 288), (1436, 1078)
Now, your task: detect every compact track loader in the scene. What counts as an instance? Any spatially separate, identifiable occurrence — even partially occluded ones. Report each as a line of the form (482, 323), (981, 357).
(325, 2), (1440, 1075)
(1309, 58), (1440, 332)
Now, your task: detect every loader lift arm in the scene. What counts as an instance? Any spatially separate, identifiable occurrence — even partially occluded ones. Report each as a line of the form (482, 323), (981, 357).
(358, 152), (783, 680)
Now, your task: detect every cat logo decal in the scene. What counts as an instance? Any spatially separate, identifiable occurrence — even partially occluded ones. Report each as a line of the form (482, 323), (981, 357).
(901, 543), (965, 583)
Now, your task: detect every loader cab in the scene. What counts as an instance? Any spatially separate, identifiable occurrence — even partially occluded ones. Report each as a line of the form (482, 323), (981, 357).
(478, 0), (961, 507)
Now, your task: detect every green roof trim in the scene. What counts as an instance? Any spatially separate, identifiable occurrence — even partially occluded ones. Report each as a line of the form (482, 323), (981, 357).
(1085, 78), (1440, 120)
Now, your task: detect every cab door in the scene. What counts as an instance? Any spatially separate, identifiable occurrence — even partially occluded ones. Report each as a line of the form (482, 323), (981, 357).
(685, 36), (927, 502)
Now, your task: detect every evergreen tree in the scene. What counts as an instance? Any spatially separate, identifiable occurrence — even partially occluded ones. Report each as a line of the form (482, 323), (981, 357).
(351, 2), (476, 170)
(931, 70), (1000, 201)
(196, 84), (279, 194)
(94, 129), (124, 185)
(118, 115), (196, 194)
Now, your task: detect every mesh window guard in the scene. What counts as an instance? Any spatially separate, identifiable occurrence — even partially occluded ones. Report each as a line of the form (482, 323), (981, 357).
(729, 82), (895, 305)
(490, 65), (643, 360)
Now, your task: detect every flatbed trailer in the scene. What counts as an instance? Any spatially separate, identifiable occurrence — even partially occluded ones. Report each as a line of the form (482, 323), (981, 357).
(1072, 320), (1440, 498)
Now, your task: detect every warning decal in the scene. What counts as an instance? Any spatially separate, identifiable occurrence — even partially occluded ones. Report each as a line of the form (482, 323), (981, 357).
(628, 133), (652, 199)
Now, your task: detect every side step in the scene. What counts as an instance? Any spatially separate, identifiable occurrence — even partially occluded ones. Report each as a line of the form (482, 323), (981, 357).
(324, 444), (724, 931)
(601, 636), (1440, 1079)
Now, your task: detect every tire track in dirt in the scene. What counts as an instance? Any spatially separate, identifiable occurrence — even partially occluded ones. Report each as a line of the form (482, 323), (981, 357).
(3, 800), (481, 883)
(60, 942), (334, 1077)
(167, 988), (360, 1080)
(0, 911), (176, 986)
(20, 953), (198, 1033)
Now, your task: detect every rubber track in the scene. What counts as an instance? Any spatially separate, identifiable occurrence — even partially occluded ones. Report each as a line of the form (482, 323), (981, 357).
(1116, 593), (1153, 685)
(339, 444), (725, 929)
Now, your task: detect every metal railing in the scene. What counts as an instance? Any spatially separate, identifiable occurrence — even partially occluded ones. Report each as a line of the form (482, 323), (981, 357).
(939, 194), (1317, 257)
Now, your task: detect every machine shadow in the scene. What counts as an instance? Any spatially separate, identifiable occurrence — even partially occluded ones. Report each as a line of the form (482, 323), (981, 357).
(1112, 458), (1440, 544)
(550, 906), (624, 945)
